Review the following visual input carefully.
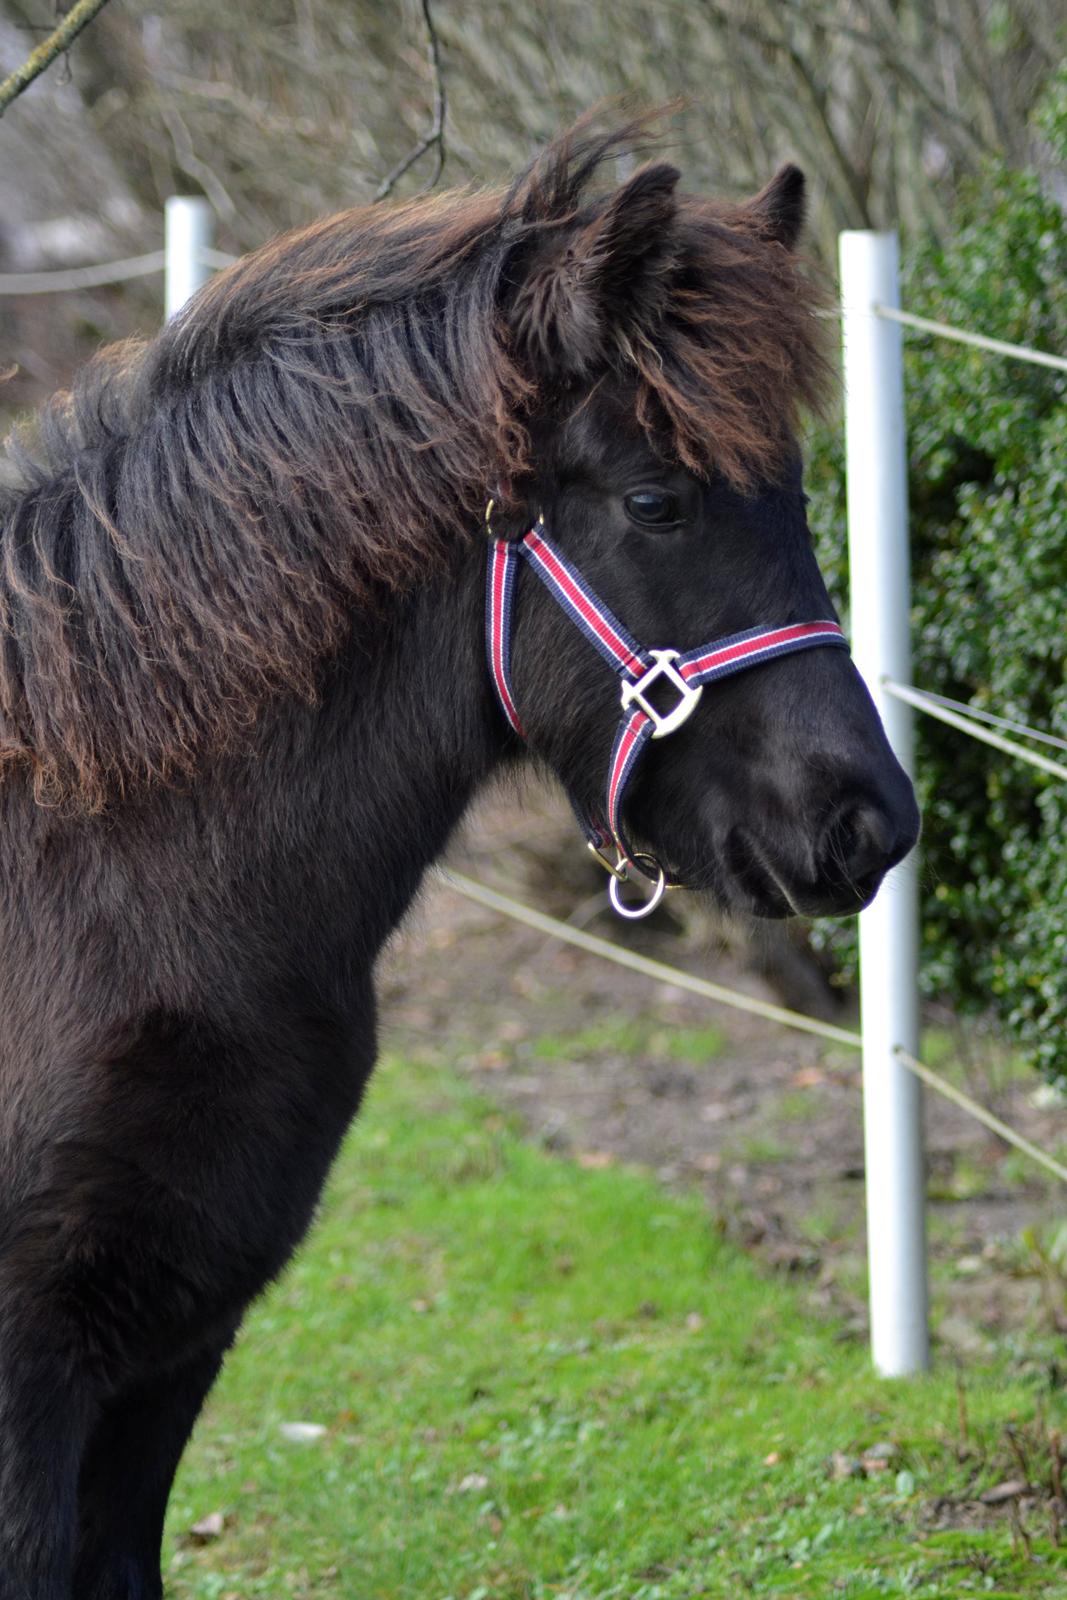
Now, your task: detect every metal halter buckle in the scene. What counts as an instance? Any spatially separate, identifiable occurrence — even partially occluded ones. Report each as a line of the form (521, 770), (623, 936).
(619, 649), (704, 739)
(586, 840), (629, 881)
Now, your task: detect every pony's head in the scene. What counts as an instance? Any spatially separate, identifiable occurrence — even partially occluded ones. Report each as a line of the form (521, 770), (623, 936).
(0, 113), (918, 914)
(487, 126), (918, 916)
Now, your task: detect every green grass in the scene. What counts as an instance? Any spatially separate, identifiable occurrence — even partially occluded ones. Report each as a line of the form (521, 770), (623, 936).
(726, 1133), (793, 1166)
(529, 1018), (727, 1065)
(165, 1056), (1066, 1599)
(773, 1090), (822, 1125)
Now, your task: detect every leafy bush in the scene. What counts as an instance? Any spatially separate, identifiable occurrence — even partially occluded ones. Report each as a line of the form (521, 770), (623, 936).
(808, 65), (1067, 1082)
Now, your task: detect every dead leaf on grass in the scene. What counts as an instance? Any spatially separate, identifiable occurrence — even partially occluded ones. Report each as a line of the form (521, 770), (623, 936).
(860, 1441), (900, 1474)
(980, 1479), (1029, 1504)
(188, 1510), (225, 1542)
(278, 1421), (327, 1442)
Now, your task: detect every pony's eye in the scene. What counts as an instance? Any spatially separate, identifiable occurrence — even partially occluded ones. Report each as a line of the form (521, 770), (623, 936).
(623, 490), (681, 528)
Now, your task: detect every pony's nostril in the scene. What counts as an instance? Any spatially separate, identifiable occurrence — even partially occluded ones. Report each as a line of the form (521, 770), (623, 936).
(825, 804), (899, 888)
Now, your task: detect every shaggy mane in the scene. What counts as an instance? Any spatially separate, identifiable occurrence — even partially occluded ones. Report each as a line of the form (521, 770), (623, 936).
(0, 116), (829, 811)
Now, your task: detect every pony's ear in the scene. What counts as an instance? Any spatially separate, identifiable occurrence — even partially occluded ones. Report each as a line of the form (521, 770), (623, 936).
(509, 160), (681, 379)
(743, 164), (806, 251)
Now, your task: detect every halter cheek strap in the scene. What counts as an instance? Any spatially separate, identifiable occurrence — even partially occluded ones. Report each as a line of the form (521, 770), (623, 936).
(486, 514), (849, 919)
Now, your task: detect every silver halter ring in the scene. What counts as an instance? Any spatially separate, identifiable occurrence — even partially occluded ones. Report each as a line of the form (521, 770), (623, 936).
(607, 852), (668, 920)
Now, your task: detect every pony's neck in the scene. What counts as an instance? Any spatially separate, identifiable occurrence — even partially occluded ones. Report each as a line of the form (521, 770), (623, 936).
(268, 551), (505, 959)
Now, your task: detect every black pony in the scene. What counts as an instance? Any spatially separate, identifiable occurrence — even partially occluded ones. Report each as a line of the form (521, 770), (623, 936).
(0, 118), (917, 1597)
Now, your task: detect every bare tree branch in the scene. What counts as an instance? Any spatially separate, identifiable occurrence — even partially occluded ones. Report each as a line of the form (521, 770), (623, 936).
(375, 0), (447, 201)
(158, 101), (237, 219)
(0, 0), (114, 117)
(777, 0), (993, 161)
(698, 0), (875, 226)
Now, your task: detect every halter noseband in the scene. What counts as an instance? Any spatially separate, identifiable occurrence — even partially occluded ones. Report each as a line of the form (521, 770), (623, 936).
(485, 506), (848, 920)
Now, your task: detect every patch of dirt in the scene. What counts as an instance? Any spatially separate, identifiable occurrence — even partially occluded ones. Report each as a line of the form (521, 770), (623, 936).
(379, 782), (1067, 1354)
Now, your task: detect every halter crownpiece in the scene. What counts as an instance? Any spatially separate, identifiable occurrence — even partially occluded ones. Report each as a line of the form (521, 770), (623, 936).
(486, 509), (849, 920)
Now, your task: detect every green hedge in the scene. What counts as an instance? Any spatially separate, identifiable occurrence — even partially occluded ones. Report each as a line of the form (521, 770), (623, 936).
(809, 66), (1067, 1082)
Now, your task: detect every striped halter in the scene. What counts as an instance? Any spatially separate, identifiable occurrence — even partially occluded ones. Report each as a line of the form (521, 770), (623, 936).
(486, 511), (848, 920)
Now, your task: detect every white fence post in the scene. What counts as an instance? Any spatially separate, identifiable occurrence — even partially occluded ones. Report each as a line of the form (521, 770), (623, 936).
(839, 230), (930, 1377)
(164, 197), (213, 320)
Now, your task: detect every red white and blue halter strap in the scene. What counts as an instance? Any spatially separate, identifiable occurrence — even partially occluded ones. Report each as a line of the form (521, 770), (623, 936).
(486, 514), (848, 916)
